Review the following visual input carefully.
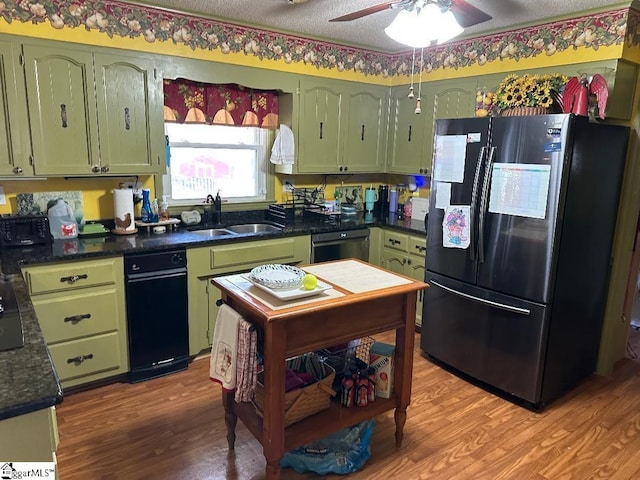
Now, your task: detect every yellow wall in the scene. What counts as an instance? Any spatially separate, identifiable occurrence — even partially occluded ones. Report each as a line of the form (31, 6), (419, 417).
(0, 176), (154, 220)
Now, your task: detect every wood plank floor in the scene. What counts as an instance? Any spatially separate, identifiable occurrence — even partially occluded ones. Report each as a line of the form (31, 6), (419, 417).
(56, 329), (640, 480)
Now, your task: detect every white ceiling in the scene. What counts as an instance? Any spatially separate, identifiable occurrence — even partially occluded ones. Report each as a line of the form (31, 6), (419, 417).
(134, 0), (631, 53)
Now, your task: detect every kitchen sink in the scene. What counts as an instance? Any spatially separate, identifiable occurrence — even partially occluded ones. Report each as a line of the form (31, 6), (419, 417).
(191, 228), (237, 237)
(226, 223), (283, 234)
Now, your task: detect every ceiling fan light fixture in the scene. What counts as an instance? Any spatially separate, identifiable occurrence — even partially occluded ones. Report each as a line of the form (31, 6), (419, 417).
(435, 10), (464, 44)
(384, 1), (464, 48)
(384, 8), (433, 48)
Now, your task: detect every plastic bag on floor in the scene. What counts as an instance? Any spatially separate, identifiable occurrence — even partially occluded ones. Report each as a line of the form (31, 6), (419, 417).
(280, 419), (374, 475)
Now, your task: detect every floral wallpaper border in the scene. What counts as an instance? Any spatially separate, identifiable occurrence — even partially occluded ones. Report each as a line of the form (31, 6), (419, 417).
(3, 0), (636, 77)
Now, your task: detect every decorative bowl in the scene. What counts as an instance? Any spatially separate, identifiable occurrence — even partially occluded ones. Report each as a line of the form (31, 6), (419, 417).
(249, 264), (305, 290)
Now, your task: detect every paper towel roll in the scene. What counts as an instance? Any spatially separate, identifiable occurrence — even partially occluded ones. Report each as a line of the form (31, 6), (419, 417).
(113, 188), (135, 232)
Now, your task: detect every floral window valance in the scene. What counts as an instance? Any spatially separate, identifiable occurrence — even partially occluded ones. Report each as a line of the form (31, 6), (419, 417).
(163, 79), (279, 128)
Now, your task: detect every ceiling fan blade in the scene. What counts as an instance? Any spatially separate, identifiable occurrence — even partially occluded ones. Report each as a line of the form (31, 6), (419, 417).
(329, 1), (408, 22)
(449, 0), (492, 28)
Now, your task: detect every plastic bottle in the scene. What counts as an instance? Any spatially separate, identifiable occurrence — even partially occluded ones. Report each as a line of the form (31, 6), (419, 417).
(47, 199), (78, 240)
(403, 196), (413, 218)
(356, 372), (369, 407)
(367, 367), (376, 402)
(151, 198), (160, 223)
(141, 188), (153, 223)
(341, 373), (354, 407)
(160, 195), (170, 221)
(388, 187), (397, 214)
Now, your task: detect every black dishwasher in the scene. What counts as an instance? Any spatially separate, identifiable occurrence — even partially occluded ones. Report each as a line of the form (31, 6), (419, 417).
(125, 249), (189, 382)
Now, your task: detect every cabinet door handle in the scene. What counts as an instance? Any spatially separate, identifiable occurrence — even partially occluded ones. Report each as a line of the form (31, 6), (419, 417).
(416, 245), (426, 253)
(389, 239), (401, 245)
(13, 166), (22, 174)
(408, 125), (412, 142)
(60, 104), (68, 128)
(67, 354), (94, 364)
(101, 165), (110, 173)
(60, 274), (88, 284)
(319, 122), (323, 139)
(124, 107), (131, 130)
(402, 258), (407, 265)
(91, 165), (101, 173)
(361, 124), (365, 141)
(64, 313), (91, 324)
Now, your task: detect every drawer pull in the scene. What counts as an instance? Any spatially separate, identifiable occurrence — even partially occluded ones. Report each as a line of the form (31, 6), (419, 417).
(415, 245), (426, 252)
(64, 313), (92, 324)
(67, 354), (94, 365)
(60, 274), (88, 284)
(389, 239), (401, 245)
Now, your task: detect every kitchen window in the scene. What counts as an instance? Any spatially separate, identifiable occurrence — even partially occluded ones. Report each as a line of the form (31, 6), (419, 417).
(162, 79), (279, 206)
(163, 122), (274, 206)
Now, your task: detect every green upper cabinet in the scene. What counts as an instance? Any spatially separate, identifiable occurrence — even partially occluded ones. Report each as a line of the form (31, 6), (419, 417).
(341, 85), (387, 173)
(296, 78), (387, 174)
(24, 45), (99, 176)
(387, 85), (429, 175)
(23, 42), (164, 176)
(297, 79), (342, 173)
(93, 53), (164, 175)
(0, 38), (32, 177)
(422, 79), (477, 173)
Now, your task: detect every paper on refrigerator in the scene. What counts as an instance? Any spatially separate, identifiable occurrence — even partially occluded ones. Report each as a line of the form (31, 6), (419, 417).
(488, 163), (551, 219)
(442, 205), (470, 249)
(433, 135), (467, 183)
(435, 182), (451, 209)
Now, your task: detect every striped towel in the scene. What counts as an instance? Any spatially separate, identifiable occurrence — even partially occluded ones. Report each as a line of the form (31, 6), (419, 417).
(235, 319), (258, 403)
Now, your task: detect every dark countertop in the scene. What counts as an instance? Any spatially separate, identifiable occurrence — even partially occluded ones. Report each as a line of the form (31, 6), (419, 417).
(0, 274), (62, 421)
(0, 209), (425, 421)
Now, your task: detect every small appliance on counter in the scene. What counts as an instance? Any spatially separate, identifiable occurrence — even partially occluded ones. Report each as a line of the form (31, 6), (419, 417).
(0, 214), (51, 247)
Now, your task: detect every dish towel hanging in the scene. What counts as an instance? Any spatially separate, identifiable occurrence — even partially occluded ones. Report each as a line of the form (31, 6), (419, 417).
(210, 304), (242, 390)
(235, 319), (258, 403)
(269, 124), (295, 165)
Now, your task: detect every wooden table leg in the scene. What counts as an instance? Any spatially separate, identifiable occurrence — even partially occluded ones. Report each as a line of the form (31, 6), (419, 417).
(393, 292), (417, 448)
(222, 389), (237, 450)
(394, 407), (407, 447)
(262, 321), (287, 480)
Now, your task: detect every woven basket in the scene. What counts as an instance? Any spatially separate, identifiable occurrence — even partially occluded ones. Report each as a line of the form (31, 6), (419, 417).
(254, 353), (336, 427)
(501, 106), (551, 116)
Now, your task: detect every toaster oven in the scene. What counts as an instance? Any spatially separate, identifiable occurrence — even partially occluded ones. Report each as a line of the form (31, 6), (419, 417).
(0, 214), (51, 247)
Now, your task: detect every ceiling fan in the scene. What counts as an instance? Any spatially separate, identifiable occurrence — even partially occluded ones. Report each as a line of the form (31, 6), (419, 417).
(329, 0), (492, 28)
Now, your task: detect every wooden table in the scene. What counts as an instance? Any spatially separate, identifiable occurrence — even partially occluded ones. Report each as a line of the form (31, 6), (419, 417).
(211, 259), (427, 479)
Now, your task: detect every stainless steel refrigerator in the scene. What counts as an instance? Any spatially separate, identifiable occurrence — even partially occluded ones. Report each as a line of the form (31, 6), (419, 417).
(420, 113), (629, 408)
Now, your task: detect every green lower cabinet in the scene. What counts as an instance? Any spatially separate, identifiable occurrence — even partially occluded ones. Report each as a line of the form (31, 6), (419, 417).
(0, 407), (58, 463)
(22, 257), (129, 389)
(379, 230), (426, 328)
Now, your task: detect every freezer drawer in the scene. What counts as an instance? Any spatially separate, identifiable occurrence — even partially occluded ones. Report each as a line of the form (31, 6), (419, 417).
(420, 272), (550, 405)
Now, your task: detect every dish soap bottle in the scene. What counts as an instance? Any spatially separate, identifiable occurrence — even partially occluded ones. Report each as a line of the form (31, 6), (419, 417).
(159, 195), (170, 221)
(141, 188), (153, 223)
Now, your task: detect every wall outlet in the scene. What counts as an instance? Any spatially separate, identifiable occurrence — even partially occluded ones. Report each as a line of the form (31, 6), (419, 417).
(120, 181), (142, 197)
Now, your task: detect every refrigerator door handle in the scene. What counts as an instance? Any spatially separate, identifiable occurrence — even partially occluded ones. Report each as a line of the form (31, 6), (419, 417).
(430, 280), (531, 315)
(470, 146), (487, 262)
(478, 146), (496, 263)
